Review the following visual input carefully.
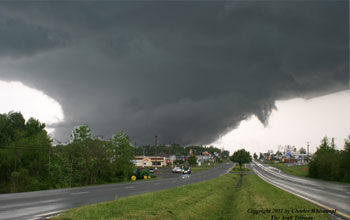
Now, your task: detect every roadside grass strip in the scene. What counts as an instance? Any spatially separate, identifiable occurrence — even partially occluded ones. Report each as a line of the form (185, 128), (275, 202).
(266, 163), (350, 186)
(190, 162), (218, 173)
(268, 163), (309, 178)
(53, 174), (329, 220)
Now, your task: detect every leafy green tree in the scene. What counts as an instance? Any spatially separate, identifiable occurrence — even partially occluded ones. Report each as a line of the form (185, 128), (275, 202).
(49, 145), (71, 188)
(62, 125), (93, 187)
(299, 147), (306, 154)
(111, 132), (134, 181)
(71, 125), (91, 142)
(340, 135), (350, 182)
(308, 137), (341, 181)
(85, 139), (111, 185)
(0, 112), (25, 192)
(230, 149), (252, 169)
(253, 153), (258, 160)
(221, 150), (230, 160)
(188, 155), (197, 166)
(0, 112), (52, 192)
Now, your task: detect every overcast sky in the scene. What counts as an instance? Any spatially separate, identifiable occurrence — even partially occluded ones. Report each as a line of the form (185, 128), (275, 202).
(211, 90), (350, 154)
(0, 1), (348, 154)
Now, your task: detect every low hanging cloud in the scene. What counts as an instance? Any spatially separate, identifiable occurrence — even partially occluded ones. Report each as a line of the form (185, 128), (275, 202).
(0, 1), (348, 145)
(0, 14), (68, 58)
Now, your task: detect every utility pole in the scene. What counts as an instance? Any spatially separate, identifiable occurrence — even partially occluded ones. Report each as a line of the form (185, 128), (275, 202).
(70, 157), (73, 187)
(48, 147), (51, 177)
(155, 136), (158, 156)
(14, 147), (17, 172)
(307, 142), (309, 164)
(134, 142), (137, 156)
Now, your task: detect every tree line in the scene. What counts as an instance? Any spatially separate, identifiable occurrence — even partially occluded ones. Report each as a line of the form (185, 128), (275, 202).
(134, 144), (229, 159)
(0, 112), (134, 193)
(309, 136), (350, 182)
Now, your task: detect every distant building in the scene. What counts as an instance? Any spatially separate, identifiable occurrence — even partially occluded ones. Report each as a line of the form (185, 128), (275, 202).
(133, 156), (168, 167)
(294, 153), (313, 165)
(196, 151), (214, 162)
(175, 155), (188, 161)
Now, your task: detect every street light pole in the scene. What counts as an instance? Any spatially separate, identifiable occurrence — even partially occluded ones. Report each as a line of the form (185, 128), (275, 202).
(155, 136), (158, 156)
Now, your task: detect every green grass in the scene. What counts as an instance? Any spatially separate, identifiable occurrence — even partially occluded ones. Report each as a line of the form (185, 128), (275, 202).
(190, 162), (217, 173)
(230, 166), (250, 172)
(53, 174), (329, 220)
(268, 163), (309, 177)
(265, 162), (350, 185)
(229, 175), (329, 220)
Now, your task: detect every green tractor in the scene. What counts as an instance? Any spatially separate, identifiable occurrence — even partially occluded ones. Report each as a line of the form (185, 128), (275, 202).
(130, 167), (156, 181)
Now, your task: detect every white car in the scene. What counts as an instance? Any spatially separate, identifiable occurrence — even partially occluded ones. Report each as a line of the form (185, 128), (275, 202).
(172, 167), (183, 173)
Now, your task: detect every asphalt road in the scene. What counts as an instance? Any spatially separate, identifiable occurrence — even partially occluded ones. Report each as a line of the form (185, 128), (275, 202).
(0, 162), (233, 220)
(250, 161), (350, 219)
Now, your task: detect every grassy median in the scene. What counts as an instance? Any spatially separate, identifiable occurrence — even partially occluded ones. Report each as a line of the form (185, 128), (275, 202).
(230, 166), (251, 172)
(54, 173), (329, 220)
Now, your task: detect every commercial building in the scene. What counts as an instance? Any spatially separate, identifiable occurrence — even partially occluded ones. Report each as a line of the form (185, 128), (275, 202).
(133, 156), (168, 167)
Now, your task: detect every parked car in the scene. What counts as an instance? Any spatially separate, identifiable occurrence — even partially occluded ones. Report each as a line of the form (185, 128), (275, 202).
(182, 167), (191, 174)
(172, 166), (182, 173)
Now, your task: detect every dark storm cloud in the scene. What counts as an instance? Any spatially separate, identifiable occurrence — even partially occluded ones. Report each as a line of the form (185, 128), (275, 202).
(0, 1), (348, 145)
(0, 14), (68, 57)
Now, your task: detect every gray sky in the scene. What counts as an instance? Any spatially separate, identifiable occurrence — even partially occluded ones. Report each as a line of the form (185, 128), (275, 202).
(211, 90), (350, 154)
(0, 1), (348, 147)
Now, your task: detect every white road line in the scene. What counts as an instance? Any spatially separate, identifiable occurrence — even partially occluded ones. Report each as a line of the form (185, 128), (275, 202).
(125, 186), (135, 189)
(70, 191), (89, 195)
(0, 198), (63, 210)
(34, 210), (65, 217)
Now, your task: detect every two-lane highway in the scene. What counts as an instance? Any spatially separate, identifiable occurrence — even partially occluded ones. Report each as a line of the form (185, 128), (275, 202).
(0, 162), (234, 220)
(250, 161), (350, 219)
